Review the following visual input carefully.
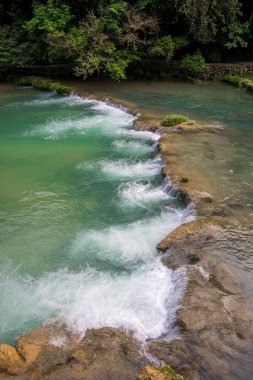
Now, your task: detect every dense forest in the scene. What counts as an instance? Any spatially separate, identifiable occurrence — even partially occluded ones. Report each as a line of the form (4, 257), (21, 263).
(0, 0), (253, 80)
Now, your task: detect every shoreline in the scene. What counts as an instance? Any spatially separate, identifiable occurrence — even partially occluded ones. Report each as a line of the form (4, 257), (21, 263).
(111, 92), (253, 378)
(0, 81), (252, 379)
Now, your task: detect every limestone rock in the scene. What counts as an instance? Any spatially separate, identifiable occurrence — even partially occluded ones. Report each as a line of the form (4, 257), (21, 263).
(157, 219), (222, 253)
(0, 327), (147, 380)
(0, 344), (24, 375)
(133, 119), (161, 132)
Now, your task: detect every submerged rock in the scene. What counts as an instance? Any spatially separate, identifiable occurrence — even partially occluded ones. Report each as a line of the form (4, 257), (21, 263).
(151, 216), (253, 379)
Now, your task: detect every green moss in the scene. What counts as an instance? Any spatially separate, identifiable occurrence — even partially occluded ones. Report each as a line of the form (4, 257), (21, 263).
(13, 77), (71, 95)
(162, 114), (188, 127)
(221, 74), (253, 93)
(159, 365), (183, 379)
(243, 79), (253, 92)
(221, 74), (244, 86)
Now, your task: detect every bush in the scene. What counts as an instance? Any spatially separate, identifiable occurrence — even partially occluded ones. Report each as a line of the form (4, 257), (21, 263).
(162, 114), (188, 127)
(149, 36), (174, 61)
(180, 50), (207, 78)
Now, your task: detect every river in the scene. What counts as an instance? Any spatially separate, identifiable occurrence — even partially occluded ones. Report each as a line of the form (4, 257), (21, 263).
(0, 84), (188, 344)
(68, 79), (253, 309)
(0, 80), (253, 379)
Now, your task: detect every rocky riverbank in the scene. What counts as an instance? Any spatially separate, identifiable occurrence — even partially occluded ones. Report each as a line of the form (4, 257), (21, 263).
(0, 81), (252, 379)
(134, 116), (253, 379)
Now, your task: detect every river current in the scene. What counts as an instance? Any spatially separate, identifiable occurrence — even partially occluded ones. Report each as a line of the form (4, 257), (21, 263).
(70, 79), (253, 308)
(0, 85), (188, 344)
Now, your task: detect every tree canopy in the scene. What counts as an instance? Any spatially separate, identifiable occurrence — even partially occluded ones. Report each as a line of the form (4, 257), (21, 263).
(0, 0), (252, 79)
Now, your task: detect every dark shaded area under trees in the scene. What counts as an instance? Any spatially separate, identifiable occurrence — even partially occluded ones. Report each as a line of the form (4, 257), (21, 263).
(0, 0), (253, 80)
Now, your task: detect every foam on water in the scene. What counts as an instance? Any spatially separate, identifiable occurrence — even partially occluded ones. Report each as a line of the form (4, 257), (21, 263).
(117, 127), (160, 141)
(23, 93), (80, 106)
(23, 115), (102, 139)
(118, 181), (172, 206)
(77, 157), (162, 179)
(24, 93), (94, 108)
(101, 157), (162, 178)
(23, 95), (135, 139)
(70, 208), (183, 264)
(88, 98), (136, 125)
(0, 260), (186, 341)
(112, 140), (153, 154)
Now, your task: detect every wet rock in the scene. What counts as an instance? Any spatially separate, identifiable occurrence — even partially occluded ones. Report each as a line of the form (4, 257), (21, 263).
(40, 328), (146, 380)
(0, 344), (24, 375)
(154, 215), (253, 379)
(158, 127), (179, 134)
(133, 119), (161, 132)
(204, 207), (232, 218)
(178, 177), (188, 184)
(0, 327), (147, 380)
(228, 203), (244, 210)
(157, 219), (222, 253)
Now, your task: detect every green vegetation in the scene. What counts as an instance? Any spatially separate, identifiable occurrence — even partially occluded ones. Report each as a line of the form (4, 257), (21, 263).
(222, 74), (243, 86)
(23, 0), (72, 63)
(13, 77), (71, 94)
(159, 365), (183, 379)
(222, 74), (253, 92)
(149, 36), (175, 62)
(23, 0), (159, 80)
(0, 0), (253, 80)
(180, 51), (207, 79)
(0, 26), (35, 64)
(162, 114), (188, 127)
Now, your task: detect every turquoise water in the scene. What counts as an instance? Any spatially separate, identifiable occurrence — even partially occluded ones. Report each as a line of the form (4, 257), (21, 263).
(0, 86), (188, 344)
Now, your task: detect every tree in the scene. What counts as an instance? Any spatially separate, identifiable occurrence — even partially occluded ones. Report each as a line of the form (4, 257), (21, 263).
(171, 0), (249, 49)
(38, 0), (158, 80)
(24, 0), (73, 63)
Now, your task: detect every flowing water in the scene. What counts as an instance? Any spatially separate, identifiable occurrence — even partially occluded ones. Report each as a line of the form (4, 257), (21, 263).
(70, 79), (253, 308)
(1, 80), (253, 379)
(0, 85), (188, 344)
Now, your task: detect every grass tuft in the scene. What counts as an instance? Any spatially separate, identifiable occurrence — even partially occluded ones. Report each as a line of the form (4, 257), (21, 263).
(162, 114), (188, 127)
